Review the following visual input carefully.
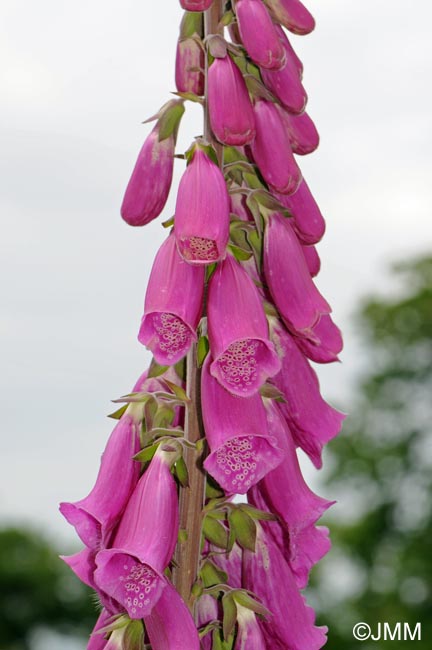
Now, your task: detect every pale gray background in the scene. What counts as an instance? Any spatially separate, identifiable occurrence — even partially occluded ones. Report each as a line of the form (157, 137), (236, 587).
(1, 0), (431, 549)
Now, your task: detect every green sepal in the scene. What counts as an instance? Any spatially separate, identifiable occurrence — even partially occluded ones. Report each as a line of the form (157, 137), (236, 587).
(174, 358), (186, 381)
(247, 229), (263, 270)
(107, 404), (128, 419)
(245, 195), (263, 234)
(238, 503), (277, 522)
(157, 100), (185, 141)
(152, 404), (175, 429)
(218, 9), (235, 28)
(232, 590), (271, 618)
(178, 528), (188, 543)
(229, 508), (256, 552)
(259, 382), (287, 402)
(244, 74), (277, 102)
(243, 171), (264, 190)
(201, 560), (228, 588)
(133, 442), (159, 464)
(162, 216), (174, 228)
(123, 619), (145, 650)
(207, 34), (228, 59)
(223, 146), (248, 165)
(191, 580), (204, 598)
(144, 397), (158, 432)
(205, 262), (217, 282)
(212, 629), (235, 650)
(148, 361), (169, 378)
(164, 379), (190, 403)
(197, 335), (210, 367)
(174, 456), (189, 487)
(222, 593), (237, 640)
(206, 476), (225, 499)
(203, 516), (229, 549)
(172, 90), (204, 104)
(228, 244), (252, 262)
(180, 10), (204, 39)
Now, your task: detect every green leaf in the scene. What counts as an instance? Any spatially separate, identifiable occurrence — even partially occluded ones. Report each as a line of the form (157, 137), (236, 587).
(200, 560), (228, 588)
(229, 508), (256, 552)
(148, 362), (169, 378)
(157, 101), (185, 141)
(222, 593), (237, 640)
(233, 590), (271, 618)
(172, 90), (204, 104)
(197, 335), (210, 367)
(203, 517), (229, 549)
(107, 404), (128, 419)
(174, 456), (189, 487)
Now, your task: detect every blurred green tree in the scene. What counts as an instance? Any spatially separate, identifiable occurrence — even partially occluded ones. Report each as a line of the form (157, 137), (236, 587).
(314, 255), (432, 648)
(0, 527), (95, 650)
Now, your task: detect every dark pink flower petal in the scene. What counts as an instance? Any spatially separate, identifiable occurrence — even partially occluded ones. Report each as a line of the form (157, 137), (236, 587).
(208, 55), (255, 146)
(301, 244), (321, 277)
(265, 0), (316, 35)
(251, 100), (302, 195)
(260, 50), (307, 115)
(61, 547), (97, 590)
(236, 0), (286, 70)
(295, 314), (344, 363)
(275, 179), (326, 244)
(138, 234), (204, 364)
(174, 147), (230, 264)
(279, 108), (320, 155)
(208, 254), (280, 396)
(289, 524), (331, 589)
(121, 124), (174, 227)
(144, 581), (200, 649)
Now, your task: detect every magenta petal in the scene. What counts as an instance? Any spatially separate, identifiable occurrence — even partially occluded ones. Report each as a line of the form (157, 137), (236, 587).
(261, 50), (307, 115)
(271, 320), (345, 467)
(235, 605), (267, 649)
(266, 0), (316, 35)
(251, 100), (302, 194)
(295, 314), (344, 363)
(274, 24), (303, 76)
(87, 609), (112, 650)
(236, 0), (286, 70)
(279, 108), (320, 155)
(201, 358), (283, 494)
(138, 234), (204, 364)
(175, 38), (204, 95)
(174, 148), (230, 264)
(61, 547), (97, 590)
(208, 55), (255, 145)
(243, 525), (327, 650)
(289, 525), (331, 589)
(144, 581), (200, 649)
(264, 214), (331, 337)
(275, 179), (326, 244)
(121, 125), (174, 227)
(208, 254), (280, 396)
(59, 411), (141, 548)
(301, 244), (321, 277)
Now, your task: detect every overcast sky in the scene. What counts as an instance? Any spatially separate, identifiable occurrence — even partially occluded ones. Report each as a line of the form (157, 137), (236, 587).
(1, 0), (432, 549)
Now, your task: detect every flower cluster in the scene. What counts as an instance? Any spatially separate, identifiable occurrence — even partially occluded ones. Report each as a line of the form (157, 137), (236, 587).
(61, 0), (343, 648)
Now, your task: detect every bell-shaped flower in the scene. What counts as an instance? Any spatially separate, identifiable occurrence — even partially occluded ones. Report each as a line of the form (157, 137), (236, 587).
(271, 318), (345, 468)
(94, 445), (180, 618)
(121, 123), (174, 227)
(260, 47), (307, 115)
(279, 108), (320, 155)
(235, 604), (266, 649)
(59, 403), (142, 549)
(295, 314), (344, 364)
(138, 234), (204, 364)
(180, 0), (213, 10)
(275, 178), (326, 244)
(301, 244), (320, 277)
(208, 55), (255, 146)
(174, 146), (230, 264)
(251, 100), (302, 195)
(207, 254), (280, 396)
(243, 524), (328, 650)
(265, 0), (315, 35)
(264, 213), (330, 338)
(201, 357), (283, 494)
(236, 0), (286, 70)
(143, 581), (200, 649)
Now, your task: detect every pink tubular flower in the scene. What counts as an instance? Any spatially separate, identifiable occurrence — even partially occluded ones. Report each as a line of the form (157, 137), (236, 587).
(274, 24), (303, 76)
(295, 314), (344, 363)
(271, 319), (345, 468)
(94, 445), (179, 618)
(138, 234), (204, 364)
(251, 100), (302, 194)
(120, 123), (174, 227)
(59, 405), (142, 549)
(265, 0), (315, 35)
(174, 146), (230, 264)
(208, 55), (255, 145)
(235, 604), (266, 649)
(260, 49), (308, 115)
(236, 0), (286, 70)
(275, 178), (326, 244)
(201, 357), (283, 494)
(301, 244), (321, 277)
(175, 38), (205, 95)
(279, 108), (320, 155)
(180, 0), (213, 10)
(143, 581), (200, 649)
(264, 213), (330, 338)
(208, 254), (280, 396)
(243, 524), (328, 650)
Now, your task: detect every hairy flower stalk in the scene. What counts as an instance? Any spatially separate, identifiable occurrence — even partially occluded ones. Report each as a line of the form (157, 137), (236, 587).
(60, 1), (343, 648)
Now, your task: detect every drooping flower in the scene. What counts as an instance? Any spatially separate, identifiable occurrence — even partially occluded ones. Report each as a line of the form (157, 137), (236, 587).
(260, 40), (307, 115)
(59, 404), (142, 549)
(201, 357), (283, 494)
(94, 445), (179, 618)
(264, 0), (315, 35)
(235, 0), (286, 70)
(175, 12), (205, 95)
(120, 123), (175, 227)
(207, 253), (280, 396)
(295, 314), (344, 364)
(301, 244), (321, 277)
(235, 604), (267, 649)
(264, 213), (330, 338)
(138, 234), (204, 364)
(243, 523), (328, 650)
(278, 108), (320, 155)
(251, 100), (302, 195)
(271, 318), (345, 468)
(208, 54), (255, 145)
(179, 0), (213, 10)
(143, 581), (200, 649)
(174, 146), (230, 264)
(275, 178), (326, 244)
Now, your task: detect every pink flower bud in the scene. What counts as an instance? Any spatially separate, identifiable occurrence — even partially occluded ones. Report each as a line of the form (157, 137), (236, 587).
(301, 244), (321, 277)
(275, 179), (326, 244)
(201, 357), (284, 494)
(264, 213), (330, 338)
(138, 234), (204, 364)
(208, 254), (281, 396)
(174, 147), (230, 264)
(180, 0), (213, 9)
(251, 100), (301, 194)
(274, 24), (303, 76)
(144, 581), (200, 649)
(175, 38), (205, 95)
(265, 0), (315, 35)
(236, 0), (286, 70)
(208, 55), (256, 145)
(260, 49), (307, 114)
(121, 124), (174, 226)
(278, 108), (320, 155)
